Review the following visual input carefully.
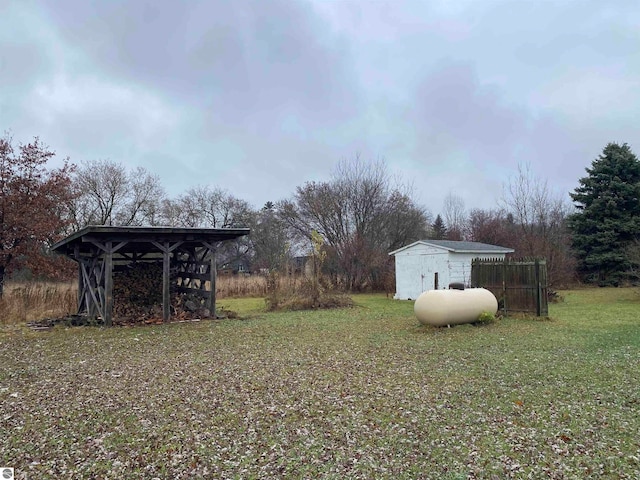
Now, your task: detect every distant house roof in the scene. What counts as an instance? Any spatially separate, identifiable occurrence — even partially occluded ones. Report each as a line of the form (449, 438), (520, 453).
(389, 240), (514, 256)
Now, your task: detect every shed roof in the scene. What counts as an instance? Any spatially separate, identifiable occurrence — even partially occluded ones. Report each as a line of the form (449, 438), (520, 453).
(52, 225), (250, 258)
(389, 239), (514, 256)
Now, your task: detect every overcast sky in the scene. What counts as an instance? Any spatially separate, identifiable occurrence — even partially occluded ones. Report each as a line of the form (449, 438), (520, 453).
(2, 0), (639, 216)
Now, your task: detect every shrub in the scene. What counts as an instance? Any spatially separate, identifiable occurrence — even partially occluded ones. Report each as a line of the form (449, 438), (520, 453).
(265, 231), (353, 311)
(476, 311), (496, 325)
(265, 271), (353, 311)
(548, 289), (565, 303)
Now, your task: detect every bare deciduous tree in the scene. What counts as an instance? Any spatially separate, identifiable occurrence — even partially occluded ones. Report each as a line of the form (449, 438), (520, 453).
(161, 185), (254, 270)
(384, 188), (432, 251)
(251, 202), (291, 272)
(467, 208), (516, 247)
(442, 192), (466, 240)
(500, 162), (576, 286)
(117, 166), (166, 226)
(162, 185), (252, 229)
(279, 156), (430, 290)
(69, 159), (165, 228)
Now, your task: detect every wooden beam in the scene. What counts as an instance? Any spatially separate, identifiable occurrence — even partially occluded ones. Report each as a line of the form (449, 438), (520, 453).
(207, 248), (217, 318)
(151, 241), (183, 323)
(162, 242), (171, 322)
(75, 245), (83, 313)
(80, 259), (101, 320)
(86, 239), (128, 254)
(104, 241), (114, 327)
(151, 241), (183, 253)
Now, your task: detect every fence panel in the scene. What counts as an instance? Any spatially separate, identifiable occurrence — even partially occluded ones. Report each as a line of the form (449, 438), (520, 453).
(471, 258), (548, 316)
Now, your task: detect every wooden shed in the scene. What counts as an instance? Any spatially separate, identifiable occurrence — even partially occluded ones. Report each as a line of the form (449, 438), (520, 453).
(52, 225), (249, 325)
(388, 240), (514, 300)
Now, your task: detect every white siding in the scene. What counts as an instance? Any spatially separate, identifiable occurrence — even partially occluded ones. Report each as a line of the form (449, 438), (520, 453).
(393, 244), (445, 256)
(448, 253), (481, 286)
(394, 252), (449, 300)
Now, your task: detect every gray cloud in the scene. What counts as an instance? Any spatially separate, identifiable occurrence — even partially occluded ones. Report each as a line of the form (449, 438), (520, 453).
(37, 0), (361, 126)
(412, 61), (528, 163)
(1, 0), (639, 216)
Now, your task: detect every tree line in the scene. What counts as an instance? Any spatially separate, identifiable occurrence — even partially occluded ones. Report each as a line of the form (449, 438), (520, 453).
(2, 132), (639, 295)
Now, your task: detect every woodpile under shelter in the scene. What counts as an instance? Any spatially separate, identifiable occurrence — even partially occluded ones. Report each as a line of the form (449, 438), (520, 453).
(52, 226), (250, 326)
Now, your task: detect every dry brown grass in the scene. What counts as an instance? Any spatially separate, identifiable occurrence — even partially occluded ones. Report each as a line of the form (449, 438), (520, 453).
(0, 281), (77, 325)
(264, 273), (353, 311)
(216, 274), (306, 298)
(0, 276), (315, 324)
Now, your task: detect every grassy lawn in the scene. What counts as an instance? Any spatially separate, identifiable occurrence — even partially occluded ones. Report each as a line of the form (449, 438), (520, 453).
(1, 289), (639, 479)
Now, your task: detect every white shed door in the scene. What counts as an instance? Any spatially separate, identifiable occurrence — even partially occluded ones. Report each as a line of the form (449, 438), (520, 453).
(400, 253), (448, 299)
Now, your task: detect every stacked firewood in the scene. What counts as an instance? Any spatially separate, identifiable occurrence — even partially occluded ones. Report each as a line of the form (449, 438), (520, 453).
(112, 262), (213, 324)
(113, 262), (164, 320)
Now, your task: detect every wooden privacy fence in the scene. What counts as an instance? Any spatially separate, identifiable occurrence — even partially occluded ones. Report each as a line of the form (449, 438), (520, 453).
(471, 258), (548, 316)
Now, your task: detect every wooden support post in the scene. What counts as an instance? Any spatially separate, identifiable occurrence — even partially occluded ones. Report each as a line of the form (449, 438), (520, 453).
(75, 245), (83, 312)
(79, 260), (90, 316)
(202, 242), (217, 319)
(209, 250), (217, 319)
(151, 241), (183, 323)
(163, 242), (170, 323)
(81, 258), (99, 321)
(104, 242), (114, 327)
(76, 269), (85, 314)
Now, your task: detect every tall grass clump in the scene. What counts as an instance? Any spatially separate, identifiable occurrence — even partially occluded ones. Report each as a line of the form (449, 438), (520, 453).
(264, 271), (353, 311)
(265, 231), (353, 311)
(216, 275), (267, 297)
(0, 281), (77, 324)
(215, 274), (308, 298)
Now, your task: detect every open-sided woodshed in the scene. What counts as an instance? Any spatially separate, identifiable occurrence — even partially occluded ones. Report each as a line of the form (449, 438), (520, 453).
(52, 225), (250, 326)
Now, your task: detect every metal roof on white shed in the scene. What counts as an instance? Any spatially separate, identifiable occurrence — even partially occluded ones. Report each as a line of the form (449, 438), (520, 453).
(389, 240), (514, 256)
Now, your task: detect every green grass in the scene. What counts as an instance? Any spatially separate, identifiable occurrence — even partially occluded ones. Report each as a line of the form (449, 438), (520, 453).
(1, 289), (639, 479)
(218, 296), (268, 316)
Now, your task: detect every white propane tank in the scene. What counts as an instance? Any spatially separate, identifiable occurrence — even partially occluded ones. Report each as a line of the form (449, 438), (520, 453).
(414, 288), (498, 327)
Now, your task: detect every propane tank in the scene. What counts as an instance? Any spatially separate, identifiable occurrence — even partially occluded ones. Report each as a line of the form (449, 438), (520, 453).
(414, 288), (498, 327)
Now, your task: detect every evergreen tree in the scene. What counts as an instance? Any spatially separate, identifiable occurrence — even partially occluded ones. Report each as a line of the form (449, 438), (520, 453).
(568, 142), (640, 284)
(432, 214), (447, 240)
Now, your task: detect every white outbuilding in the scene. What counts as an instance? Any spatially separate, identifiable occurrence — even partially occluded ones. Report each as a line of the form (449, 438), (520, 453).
(388, 240), (514, 300)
